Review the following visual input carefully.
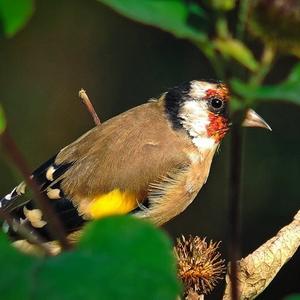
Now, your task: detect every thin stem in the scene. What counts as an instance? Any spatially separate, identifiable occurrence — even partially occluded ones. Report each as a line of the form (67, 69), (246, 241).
(79, 89), (101, 126)
(216, 15), (230, 39)
(236, 0), (250, 40)
(227, 4), (275, 300)
(226, 3), (250, 296)
(1, 131), (71, 250)
(249, 45), (275, 86)
(208, 53), (225, 80)
(227, 45), (275, 300)
(228, 124), (244, 300)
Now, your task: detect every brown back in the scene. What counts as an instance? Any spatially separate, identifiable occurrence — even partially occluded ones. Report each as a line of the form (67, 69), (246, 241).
(56, 100), (195, 201)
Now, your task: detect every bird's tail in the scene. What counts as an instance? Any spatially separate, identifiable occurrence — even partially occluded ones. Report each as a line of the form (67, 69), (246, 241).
(0, 154), (59, 211)
(0, 182), (26, 210)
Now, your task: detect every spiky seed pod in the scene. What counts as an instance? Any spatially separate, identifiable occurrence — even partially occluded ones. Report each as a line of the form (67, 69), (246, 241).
(248, 0), (300, 57)
(174, 235), (225, 297)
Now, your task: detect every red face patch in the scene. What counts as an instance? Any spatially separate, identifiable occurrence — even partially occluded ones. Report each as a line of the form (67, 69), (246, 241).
(205, 83), (230, 142)
(207, 113), (229, 142)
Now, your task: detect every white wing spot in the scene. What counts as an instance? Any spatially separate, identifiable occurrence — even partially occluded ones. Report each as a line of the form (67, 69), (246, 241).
(4, 194), (11, 201)
(47, 188), (61, 199)
(16, 183), (26, 195)
(46, 166), (56, 181)
(3, 187), (17, 202)
(23, 207), (47, 228)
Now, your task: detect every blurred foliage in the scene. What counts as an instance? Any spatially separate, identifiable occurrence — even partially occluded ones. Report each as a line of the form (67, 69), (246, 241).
(249, 0), (300, 58)
(0, 0), (34, 37)
(204, 0), (236, 11)
(214, 37), (258, 71)
(0, 234), (35, 299)
(0, 216), (180, 300)
(96, 0), (208, 43)
(98, 0), (300, 113)
(284, 295), (300, 300)
(0, 105), (6, 134)
(232, 63), (300, 105)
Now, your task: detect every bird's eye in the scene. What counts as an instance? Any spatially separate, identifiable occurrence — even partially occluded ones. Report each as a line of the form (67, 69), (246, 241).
(210, 98), (224, 111)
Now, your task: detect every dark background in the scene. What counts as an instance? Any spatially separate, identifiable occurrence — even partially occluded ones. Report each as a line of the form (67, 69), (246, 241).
(0, 0), (299, 298)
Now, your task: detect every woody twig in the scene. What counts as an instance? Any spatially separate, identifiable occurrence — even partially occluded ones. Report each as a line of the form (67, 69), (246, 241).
(78, 89), (101, 126)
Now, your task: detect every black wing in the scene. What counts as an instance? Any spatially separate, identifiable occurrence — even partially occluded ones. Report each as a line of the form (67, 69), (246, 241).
(1, 154), (85, 242)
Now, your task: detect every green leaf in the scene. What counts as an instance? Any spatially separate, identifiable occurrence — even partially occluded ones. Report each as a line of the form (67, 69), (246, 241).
(97, 0), (207, 42)
(214, 38), (259, 71)
(0, 234), (36, 300)
(0, 217), (179, 299)
(36, 216), (180, 300)
(0, 0), (34, 37)
(284, 294), (300, 300)
(231, 63), (300, 105)
(0, 105), (6, 134)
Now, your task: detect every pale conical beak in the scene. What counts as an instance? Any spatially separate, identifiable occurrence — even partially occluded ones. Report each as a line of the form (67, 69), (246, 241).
(242, 109), (272, 131)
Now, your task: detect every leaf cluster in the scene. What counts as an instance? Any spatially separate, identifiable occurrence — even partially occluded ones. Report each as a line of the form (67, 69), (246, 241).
(94, 0), (300, 111)
(0, 216), (180, 300)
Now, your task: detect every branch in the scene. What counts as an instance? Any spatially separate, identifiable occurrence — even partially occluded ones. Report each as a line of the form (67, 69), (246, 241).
(78, 89), (101, 126)
(228, 122), (244, 300)
(223, 209), (300, 299)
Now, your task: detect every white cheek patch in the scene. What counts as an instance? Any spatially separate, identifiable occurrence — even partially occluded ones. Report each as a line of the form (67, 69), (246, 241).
(179, 100), (217, 151)
(179, 100), (209, 136)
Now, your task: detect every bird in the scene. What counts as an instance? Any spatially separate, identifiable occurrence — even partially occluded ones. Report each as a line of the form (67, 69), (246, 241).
(0, 80), (270, 255)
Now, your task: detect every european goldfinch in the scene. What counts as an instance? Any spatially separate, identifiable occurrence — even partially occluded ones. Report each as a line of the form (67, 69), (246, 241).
(0, 80), (270, 254)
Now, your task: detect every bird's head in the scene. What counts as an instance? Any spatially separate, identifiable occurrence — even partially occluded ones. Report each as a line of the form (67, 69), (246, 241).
(164, 80), (270, 150)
